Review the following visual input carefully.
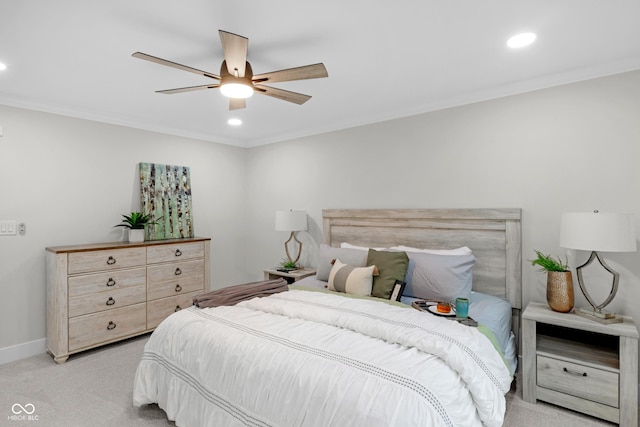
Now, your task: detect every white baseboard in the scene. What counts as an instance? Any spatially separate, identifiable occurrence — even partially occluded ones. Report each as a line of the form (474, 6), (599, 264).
(0, 338), (46, 365)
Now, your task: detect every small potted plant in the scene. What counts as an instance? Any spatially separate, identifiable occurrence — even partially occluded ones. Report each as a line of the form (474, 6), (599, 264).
(531, 250), (573, 313)
(278, 259), (298, 272)
(114, 212), (158, 243)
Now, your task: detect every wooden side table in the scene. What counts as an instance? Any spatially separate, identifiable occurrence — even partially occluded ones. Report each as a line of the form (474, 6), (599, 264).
(522, 302), (638, 426)
(264, 268), (316, 284)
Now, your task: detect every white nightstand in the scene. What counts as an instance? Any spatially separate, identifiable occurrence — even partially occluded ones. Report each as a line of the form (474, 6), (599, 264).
(522, 302), (638, 426)
(263, 268), (316, 284)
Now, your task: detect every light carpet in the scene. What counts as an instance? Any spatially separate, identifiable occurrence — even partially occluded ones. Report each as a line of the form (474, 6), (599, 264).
(0, 334), (618, 426)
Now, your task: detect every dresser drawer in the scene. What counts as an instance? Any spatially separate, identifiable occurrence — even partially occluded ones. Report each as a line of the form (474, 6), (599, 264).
(537, 355), (619, 407)
(147, 274), (204, 301)
(68, 247), (146, 274)
(147, 241), (204, 264)
(147, 259), (204, 283)
(68, 284), (146, 317)
(147, 292), (199, 329)
(68, 303), (146, 351)
(68, 267), (146, 297)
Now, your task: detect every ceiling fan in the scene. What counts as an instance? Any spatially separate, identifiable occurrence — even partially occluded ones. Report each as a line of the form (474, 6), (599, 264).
(132, 30), (328, 111)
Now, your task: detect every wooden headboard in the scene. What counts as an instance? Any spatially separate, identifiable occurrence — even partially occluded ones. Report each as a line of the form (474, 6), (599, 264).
(322, 208), (523, 344)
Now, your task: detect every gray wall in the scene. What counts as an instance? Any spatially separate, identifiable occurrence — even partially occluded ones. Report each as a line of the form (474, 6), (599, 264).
(0, 105), (248, 358)
(245, 70), (640, 332)
(1, 69), (640, 366)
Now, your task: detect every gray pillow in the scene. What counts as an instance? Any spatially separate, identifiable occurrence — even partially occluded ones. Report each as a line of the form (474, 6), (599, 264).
(403, 252), (476, 301)
(316, 244), (368, 281)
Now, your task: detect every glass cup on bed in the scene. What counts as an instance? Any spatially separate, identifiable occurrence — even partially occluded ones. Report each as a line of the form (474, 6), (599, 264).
(435, 301), (453, 314)
(455, 297), (469, 319)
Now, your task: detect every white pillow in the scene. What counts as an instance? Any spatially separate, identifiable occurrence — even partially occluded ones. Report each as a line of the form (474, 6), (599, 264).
(403, 252), (476, 301)
(389, 245), (472, 255)
(340, 242), (387, 251)
(328, 258), (375, 296)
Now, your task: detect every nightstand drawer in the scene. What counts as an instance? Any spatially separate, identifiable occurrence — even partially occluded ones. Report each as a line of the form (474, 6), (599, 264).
(68, 303), (146, 351)
(537, 355), (619, 407)
(147, 241), (204, 264)
(68, 247), (146, 274)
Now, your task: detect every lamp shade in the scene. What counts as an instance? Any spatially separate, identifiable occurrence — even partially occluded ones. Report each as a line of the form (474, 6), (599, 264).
(275, 210), (307, 232)
(559, 211), (637, 252)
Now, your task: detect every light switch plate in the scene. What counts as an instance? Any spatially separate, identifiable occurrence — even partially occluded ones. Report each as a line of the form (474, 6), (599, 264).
(0, 220), (17, 235)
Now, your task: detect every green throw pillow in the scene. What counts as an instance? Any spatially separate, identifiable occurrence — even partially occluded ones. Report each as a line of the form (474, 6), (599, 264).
(366, 249), (409, 299)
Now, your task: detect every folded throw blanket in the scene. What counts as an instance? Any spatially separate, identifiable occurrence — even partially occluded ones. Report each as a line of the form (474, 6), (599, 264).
(193, 278), (288, 308)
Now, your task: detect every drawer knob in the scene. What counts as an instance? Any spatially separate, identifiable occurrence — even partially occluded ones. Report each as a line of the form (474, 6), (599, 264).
(106, 297), (115, 306)
(107, 321), (116, 330)
(175, 249), (182, 257)
(106, 278), (116, 287)
(563, 367), (587, 377)
(106, 256), (116, 265)
(175, 268), (182, 276)
(175, 284), (182, 292)
(175, 305), (181, 312)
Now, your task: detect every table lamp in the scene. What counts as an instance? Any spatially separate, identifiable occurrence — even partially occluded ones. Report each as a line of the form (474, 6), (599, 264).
(275, 210), (307, 266)
(559, 210), (636, 323)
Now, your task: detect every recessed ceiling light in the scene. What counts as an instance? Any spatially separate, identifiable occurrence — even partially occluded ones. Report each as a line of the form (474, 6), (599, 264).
(0, 62), (7, 71)
(228, 118), (242, 126)
(507, 32), (536, 49)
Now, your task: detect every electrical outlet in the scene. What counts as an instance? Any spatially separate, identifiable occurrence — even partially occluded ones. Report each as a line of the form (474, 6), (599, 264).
(0, 220), (17, 235)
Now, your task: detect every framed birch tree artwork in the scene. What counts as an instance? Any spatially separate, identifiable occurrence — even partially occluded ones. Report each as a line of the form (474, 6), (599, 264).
(139, 162), (194, 240)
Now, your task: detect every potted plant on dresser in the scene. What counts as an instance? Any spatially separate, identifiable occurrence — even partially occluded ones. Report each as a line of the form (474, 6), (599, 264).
(531, 250), (574, 313)
(114, 212), (157, 242)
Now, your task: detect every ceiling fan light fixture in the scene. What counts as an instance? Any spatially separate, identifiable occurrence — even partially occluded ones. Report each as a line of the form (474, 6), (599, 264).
(507, 32), (536, 49)
(220, 80), (254, 99)
(133, 30), (327, 111)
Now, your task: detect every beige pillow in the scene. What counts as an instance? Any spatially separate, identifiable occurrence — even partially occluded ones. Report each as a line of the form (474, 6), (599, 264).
(328, 259), (376, 296)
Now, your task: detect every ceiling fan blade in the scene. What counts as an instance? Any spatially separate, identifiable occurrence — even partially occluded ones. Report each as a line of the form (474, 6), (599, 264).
(156, 84), (220, 94)
(132, 52), (220, 80)
(229, 98), (246, 110)
(254, 84), (312, 105)
(252, 63), (328, 84)
(219, 30), (248, 77)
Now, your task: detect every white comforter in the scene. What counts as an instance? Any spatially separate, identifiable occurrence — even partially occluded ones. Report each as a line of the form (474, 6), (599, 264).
(133, 290), (512, 427)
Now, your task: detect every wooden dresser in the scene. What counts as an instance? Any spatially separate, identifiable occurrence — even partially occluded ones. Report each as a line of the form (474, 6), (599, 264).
(46, 237), (210, 363)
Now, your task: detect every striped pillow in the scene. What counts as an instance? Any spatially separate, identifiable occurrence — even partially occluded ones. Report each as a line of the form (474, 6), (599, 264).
(328, 258), (376, 296)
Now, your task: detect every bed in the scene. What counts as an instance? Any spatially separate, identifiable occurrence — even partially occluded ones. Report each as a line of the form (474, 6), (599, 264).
(133, 208), (522, 426)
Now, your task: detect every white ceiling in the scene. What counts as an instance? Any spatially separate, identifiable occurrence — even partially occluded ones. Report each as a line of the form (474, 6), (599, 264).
(2, 1), (640, 147)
